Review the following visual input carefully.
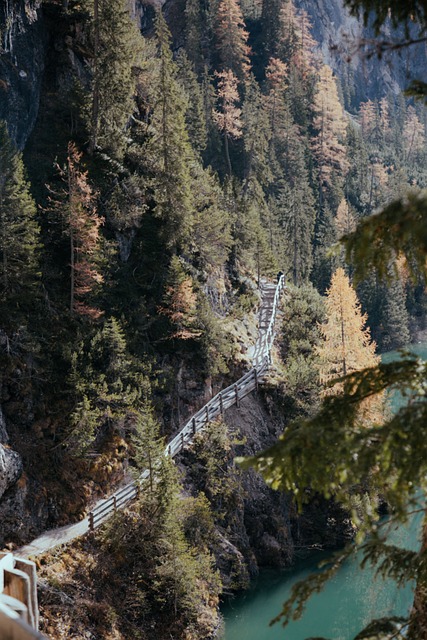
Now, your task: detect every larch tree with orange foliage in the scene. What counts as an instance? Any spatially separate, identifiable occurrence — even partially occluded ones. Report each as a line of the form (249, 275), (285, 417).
(213, 69), (243, 174)
(317, 267), (384, 424)
(317, 267), (379, 385)
(50, 143), (104, 319)
(159, 256), (201, 341)
(312, 65), (349, 195)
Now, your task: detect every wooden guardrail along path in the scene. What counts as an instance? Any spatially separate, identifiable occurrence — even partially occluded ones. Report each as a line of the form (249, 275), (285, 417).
(88, 276), (286, 530)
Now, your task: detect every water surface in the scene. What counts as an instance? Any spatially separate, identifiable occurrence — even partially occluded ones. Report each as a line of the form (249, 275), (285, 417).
(222, 342), (427, 640)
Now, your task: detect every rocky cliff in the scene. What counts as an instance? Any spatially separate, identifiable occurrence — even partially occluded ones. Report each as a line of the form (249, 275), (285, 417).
(2, 0), (426, 149)
(295, 0), (427, 105)
(0, 0), (47, 149)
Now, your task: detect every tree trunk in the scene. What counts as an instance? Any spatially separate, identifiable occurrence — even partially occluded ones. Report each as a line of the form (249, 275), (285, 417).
(224, 132), (232, 175)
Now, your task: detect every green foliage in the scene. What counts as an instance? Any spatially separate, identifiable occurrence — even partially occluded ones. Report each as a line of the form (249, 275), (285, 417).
(0, 122), (40, 318)
(343, 192), (427, 286)
(194, 293), (232, 377)
(143, 11), (195, 253)
(277, 284), (325, 418)
(344, 0), (427, 33)
(100, 456), (221, 638)
(67, 317), (151, 455)
(187, 419), (243, 527)
(89, 0), (141, 158)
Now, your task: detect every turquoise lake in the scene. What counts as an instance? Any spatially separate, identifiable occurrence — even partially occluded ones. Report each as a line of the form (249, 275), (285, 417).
(222, 342), (427, 640)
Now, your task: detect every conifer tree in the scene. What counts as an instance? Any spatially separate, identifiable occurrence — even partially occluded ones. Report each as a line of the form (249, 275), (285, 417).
(0, 122), (40, 314)
(159, 256), (201, 341)
(145, 11), (195, 252)
(190, 163), (231, 270)
(403, 105), (425, 164)
(317, 268), (379, 385)
(380, 267), (411, 350)
(275, 174), (315, 286)
(68, 316), (150, 455)
(89, 0), (140, 158)
(215, 0), (251, 79)
(50, 143), (104, 319)
(264, 57), (289, 152)
(312, 65), (349, 194)
(242, 74), (272, 193)
(213, 69), (243, 175)
(184, 0), (205, 73)
(335, 198), (356, 239)
(176, 51), (208, 154)
(312, 204), (337, 293)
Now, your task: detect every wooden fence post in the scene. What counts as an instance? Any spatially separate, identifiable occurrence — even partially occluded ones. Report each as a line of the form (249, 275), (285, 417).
(206, 405), (209, 423)
(192, 417), (196, 434)
(113, 496), (117, 511)
(181, 432), (185, 448)
(89, 512), (94, 532)
(254, 368), (258, 391)
(219, 393), (224, 415)
(235, 384), (240, 408)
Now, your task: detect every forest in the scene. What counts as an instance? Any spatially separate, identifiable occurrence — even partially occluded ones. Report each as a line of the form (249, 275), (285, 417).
(0, 0), (426, 638)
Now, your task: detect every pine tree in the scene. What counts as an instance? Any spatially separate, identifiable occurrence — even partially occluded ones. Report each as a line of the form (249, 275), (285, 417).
(68, 316), (150, 455)
(242, 74), (272, 193)
(215, 0), (251, 79)
(145, 11), (195, 252)
(89, 0), (140, 158)
(176, 51), (208, 154)
(264, 57), (289, 152)
(190, 163), (231, 270)
(275, 173), (315, 286)
(279, 283), (325, 418)
(0, 122), (40, 314)
(380, 266), (411, 350)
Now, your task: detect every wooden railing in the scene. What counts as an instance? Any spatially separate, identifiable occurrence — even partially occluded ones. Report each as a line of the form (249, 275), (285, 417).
(89, 276), (286, 530)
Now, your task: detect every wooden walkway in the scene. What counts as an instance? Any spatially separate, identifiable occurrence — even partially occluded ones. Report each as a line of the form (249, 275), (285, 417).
(19, 276), (285, 555)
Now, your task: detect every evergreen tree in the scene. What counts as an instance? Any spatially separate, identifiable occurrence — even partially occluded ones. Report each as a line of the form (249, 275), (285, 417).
(190, 163), (231, 270)
(278, 283), (325, 418)
(275, 176), (315, 285)
(0, 122), (40, 316)
(215, 0), (251, 79)
(159, 256), (201, 341)
(89, 0), (140, 158)
(145, 11), (195, 253)
(176, 51), (208, 155)
(242, 74), (272, 193)
(380, 268), (411, 350)
(67, 316), (150, 455)
(312, 204), (337, 293)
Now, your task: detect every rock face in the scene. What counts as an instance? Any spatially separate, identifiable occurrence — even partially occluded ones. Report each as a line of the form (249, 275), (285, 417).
(0, 444), (23, 500)
(0, 0), (47, 149)
(295, 0), (427, 104)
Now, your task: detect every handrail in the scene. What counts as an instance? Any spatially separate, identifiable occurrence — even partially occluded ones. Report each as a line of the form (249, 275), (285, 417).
(88, 276), (286, 530)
